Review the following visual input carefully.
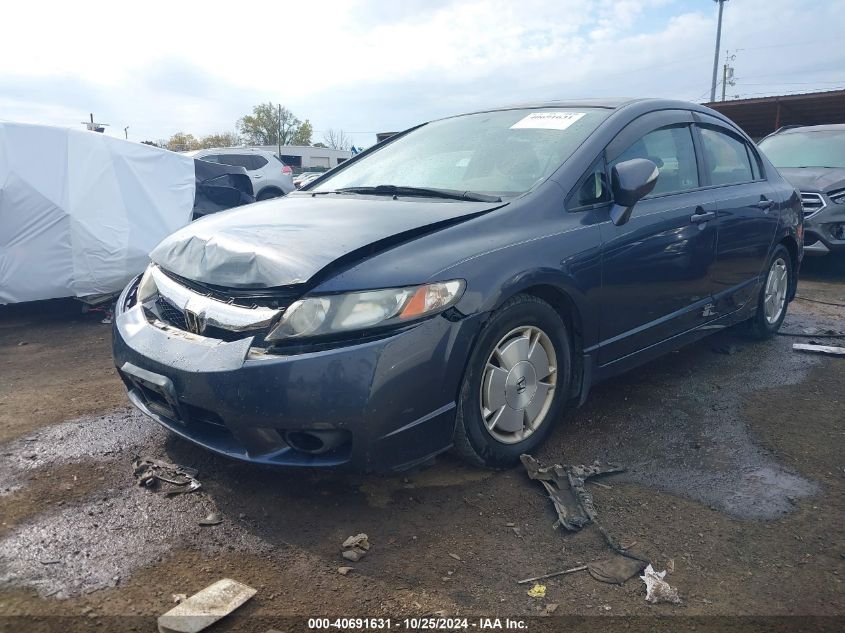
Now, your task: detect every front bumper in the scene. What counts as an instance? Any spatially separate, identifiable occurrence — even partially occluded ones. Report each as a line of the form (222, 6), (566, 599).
(804, 200), (845, 254)
(112, 282), (482, 472)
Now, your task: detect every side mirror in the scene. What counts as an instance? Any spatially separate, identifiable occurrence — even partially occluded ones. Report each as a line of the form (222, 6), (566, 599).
(609, 158), (659, 226)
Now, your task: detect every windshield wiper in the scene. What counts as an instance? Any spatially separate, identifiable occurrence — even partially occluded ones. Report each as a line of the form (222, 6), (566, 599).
(316, 185), (501, 203)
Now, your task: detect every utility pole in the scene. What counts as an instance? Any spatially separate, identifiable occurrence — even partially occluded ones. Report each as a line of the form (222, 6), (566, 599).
(709, 0), (728, 103)
(721, 50), (736, 101)
(82, 113), (108, 133)
(277, 104), (282, 158)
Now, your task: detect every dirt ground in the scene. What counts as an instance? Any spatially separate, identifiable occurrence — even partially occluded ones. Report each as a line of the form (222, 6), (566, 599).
(0, 257), (843, 633)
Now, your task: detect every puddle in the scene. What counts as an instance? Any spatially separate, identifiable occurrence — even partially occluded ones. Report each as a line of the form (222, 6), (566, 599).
(540, 316), (825, 521)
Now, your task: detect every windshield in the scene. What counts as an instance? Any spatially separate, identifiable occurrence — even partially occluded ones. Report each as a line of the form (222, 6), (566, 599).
(312, 108), (612, 197)
(759, 129), (845, 169)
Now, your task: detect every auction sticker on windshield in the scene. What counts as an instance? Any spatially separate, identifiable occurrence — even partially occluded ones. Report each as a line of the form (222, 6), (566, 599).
(510, 111), (586, 130)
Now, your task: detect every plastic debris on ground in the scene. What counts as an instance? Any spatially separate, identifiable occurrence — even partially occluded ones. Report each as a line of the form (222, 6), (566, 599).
(792, 343), (845, 356)
(520, 454), (649, 585)
(133, 457), (201, 496)
(198, 512), (222, 526)
(157, 578), (256, 633)
(527, 584), (546, 598)
(640, 564), (682, 605)
(341, 533), (370, 562)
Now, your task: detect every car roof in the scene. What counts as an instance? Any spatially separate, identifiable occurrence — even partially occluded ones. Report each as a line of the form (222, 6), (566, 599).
(442, 98), (726, 122)
(774, 123), (845, 134)
(198, 147), (277, 156)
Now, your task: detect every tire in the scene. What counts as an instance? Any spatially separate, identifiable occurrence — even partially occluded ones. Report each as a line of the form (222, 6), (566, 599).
(745, 244), (793, 340)
(452, 294), (572, 468)
(256, 189), (282, 201)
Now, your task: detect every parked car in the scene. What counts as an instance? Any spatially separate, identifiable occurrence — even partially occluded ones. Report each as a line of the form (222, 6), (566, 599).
(758, 124), (845, 256)
(114, 99), (802, 472)
(188, 148), (295, 200)
(293, 171), (323, 189)
(191, 158), (255, 219)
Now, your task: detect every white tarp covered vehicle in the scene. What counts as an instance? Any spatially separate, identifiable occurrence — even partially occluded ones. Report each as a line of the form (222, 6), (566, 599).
(0, 122), (195, 304)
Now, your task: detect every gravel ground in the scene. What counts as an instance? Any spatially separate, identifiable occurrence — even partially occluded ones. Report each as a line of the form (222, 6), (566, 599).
(0, 256), (843, 632)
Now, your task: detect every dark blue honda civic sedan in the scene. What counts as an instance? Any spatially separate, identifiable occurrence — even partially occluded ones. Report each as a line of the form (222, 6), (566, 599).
(113, 98), (803, 471)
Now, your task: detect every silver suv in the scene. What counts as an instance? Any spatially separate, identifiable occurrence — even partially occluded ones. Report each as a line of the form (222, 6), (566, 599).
(759, 124), (845, 255)
(188, 148), (295, 200)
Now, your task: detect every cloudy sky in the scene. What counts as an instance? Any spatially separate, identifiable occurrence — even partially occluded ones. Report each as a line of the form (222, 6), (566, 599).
(2, 0), (843, 147)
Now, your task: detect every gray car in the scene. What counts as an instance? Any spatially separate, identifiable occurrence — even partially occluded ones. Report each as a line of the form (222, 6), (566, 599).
(758, 124), (845, 255)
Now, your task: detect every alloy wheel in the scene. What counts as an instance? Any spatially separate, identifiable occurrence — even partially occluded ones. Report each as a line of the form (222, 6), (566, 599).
(764, 257), (788, 324)
(479, 325), (557, 444)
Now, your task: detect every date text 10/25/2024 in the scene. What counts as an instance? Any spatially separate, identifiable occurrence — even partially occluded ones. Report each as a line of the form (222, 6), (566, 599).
(307, 618), (528, 630)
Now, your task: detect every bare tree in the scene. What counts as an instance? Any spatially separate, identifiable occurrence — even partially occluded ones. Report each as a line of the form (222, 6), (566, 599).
(323, 128), (351, 151)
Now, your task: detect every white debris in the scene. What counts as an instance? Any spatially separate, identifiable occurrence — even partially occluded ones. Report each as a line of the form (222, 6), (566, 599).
(158, 579), (256, 633)
(793, 343), (845, 356)
(341, 533), (370, 562)
(640, 564), (681, 605)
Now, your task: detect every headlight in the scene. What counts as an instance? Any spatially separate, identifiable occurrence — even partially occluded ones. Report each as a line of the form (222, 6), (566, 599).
(829, 189), (845, 205)
(266, 280), (465, 341)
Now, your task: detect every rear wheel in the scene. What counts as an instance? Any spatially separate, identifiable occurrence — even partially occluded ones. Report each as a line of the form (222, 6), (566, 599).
(452, 294), (572, 468)
(746, 244), (792, 340)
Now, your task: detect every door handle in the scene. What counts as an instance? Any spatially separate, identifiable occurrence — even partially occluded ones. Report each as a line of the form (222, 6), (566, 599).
(756, 198), (773, 210)
(253, 174), (263, 179)
(690, 210), (716, 224)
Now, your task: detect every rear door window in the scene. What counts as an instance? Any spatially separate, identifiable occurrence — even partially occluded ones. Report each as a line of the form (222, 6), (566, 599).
(216, 154), (255, 170)
(610, 125), (699, 196)
(251, 155), (268, 169)
(699, 127), (754, 185)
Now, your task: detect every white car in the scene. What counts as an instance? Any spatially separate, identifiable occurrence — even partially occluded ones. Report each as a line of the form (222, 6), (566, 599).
(293, 171), (324, 189)
(187, 148), (295, 200)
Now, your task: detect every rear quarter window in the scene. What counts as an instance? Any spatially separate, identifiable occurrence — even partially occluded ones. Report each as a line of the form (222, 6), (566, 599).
(700, 127), (754, 185)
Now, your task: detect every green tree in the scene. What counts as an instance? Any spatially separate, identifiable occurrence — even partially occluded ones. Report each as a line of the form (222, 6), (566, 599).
(198, 131), (240, 149)
(237, 102), (294, 146)
(290, 119), (313, 146)
(163, 132), (201, 152)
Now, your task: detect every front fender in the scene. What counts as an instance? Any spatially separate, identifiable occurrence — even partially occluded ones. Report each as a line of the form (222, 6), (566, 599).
(446, 223), (603, 348)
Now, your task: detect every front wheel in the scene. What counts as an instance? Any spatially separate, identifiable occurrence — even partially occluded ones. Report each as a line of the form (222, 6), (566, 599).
(452, 294), (572, 468)
(746, 245), (793, 340)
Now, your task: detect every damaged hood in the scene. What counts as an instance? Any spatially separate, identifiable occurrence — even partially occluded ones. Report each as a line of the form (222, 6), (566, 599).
(150, 194), (504, 288)
(778, 167), (845, 193)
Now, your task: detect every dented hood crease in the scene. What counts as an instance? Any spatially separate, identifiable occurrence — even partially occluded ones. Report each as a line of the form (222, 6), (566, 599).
(150, 195), (505, 288)
(778, 167), (845, 192)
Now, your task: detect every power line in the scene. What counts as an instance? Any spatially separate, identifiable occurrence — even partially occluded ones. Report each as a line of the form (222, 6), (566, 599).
(731, 39), (832, 52)
(734, 80), (845, 86)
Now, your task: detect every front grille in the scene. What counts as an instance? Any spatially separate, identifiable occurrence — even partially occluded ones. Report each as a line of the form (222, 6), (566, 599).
(146, 267), (299, 341)
(155, 297), (187, 330)
(161, 268), (303, 310)
(800, 192), (826, 218)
